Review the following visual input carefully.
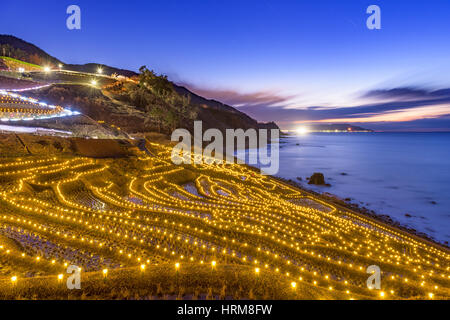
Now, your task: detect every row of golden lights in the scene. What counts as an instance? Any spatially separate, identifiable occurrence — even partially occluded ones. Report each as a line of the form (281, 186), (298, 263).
(0, 151), (448, 299)
(2, 256), (437, 300)
(35, 64), (104, 86)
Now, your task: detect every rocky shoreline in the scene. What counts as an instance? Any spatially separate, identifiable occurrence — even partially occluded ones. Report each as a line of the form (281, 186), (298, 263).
(277, 176), (450, 250)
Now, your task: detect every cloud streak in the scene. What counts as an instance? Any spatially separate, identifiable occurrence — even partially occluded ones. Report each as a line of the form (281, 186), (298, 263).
(178, 83), (450, 131)
(178, 82), (296, 107)
(362, 87), (450, 102)
(231, 87), (447, 121)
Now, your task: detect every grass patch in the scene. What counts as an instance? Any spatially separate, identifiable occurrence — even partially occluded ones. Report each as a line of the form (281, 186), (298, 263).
(0, 56), (43, 69)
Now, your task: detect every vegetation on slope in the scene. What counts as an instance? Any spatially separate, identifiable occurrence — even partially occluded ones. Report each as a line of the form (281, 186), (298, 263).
(24, 66), (276, 136)
(1, 35), (279, 136)
(0, 56), (43, 71)
(0, 35), (62, 67)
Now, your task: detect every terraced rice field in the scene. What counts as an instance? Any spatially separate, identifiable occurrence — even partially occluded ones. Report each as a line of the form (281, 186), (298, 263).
(0, 142), (449, 299)
(0, 90), (78, 121)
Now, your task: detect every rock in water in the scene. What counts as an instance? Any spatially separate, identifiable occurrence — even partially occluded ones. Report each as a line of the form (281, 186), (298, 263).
(308, 172), (326, 185)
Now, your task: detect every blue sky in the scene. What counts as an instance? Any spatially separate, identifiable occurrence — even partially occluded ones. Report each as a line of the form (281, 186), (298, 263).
(1, 0), (450, 130)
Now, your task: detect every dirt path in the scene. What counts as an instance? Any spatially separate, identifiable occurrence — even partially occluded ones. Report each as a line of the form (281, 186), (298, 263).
(14, 134), (31, 154)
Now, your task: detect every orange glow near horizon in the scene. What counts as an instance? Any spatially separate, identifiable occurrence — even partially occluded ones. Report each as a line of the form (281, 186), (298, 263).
(293, 104), (450, 124)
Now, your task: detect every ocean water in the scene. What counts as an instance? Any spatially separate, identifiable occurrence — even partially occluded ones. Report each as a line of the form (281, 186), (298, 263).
(243, 133), (450, 244)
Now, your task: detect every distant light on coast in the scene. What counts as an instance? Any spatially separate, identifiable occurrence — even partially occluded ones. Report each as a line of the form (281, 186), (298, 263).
(295, 127), (310, 135)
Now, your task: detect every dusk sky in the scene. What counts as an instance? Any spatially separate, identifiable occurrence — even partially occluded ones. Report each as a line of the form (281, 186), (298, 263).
(1, 0), (450, 131)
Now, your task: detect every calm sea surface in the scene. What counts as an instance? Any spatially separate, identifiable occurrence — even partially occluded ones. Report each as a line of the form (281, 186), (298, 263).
(243, 132), (450, 244)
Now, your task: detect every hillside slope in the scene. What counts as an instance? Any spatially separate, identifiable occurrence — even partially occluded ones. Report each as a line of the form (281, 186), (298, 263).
(0, 35), (62, 66)
(0, 35), (279, 135)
